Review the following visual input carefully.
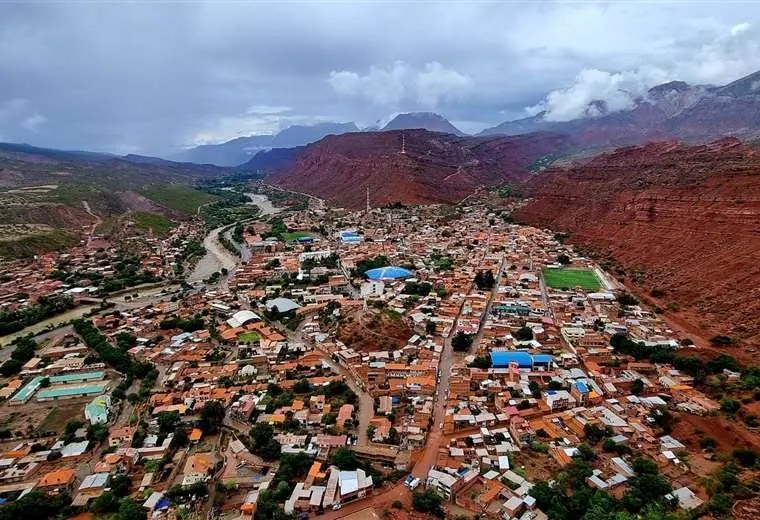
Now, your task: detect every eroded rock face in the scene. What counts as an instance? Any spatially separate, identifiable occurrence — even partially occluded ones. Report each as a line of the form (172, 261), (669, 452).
(515, 137), (760, 346)
(270, 129), (573, 208)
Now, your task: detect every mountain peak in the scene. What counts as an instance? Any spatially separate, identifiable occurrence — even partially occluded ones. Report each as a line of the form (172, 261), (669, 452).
(381, 112), (465, 136)
(714, 70), (760, 97)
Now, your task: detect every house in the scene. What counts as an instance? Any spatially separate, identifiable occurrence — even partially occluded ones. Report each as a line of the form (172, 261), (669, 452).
(72, 473), (109, 506)
(84, 395), (111, 425)
(426, 468), (460, 500)
(334, 467), (373, 502)
(182, 452), (215, 486)
(508, 415), (535, 446)
(337, 404), (354, 426)
(545, 390), (576, 412)
(109, 426), (135, 448)
(37, 468), (78, 494)
(668, 487), (704, 510)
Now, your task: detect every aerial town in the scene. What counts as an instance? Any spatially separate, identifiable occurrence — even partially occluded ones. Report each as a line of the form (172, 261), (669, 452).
(0, 181), (757, 520)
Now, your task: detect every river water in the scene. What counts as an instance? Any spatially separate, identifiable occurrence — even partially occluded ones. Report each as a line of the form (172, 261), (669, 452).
(187, 192), (281, 283)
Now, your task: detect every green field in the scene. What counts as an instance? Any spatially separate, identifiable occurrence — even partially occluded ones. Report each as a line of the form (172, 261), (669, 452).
(140, 183), (220, 214)
(131, 212), (176, 237)
(543, 268), (601, 290)
(238, 331), (261, 343)
(281, 231), (313, 242)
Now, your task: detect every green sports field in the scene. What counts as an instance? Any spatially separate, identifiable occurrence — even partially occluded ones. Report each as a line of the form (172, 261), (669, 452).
(280, 231), (313, 242)
(543, 268), (601, 290)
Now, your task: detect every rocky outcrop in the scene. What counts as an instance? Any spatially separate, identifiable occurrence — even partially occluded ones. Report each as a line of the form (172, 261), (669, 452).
(515, 138), (760, 346)
(269, 129), (573, 208)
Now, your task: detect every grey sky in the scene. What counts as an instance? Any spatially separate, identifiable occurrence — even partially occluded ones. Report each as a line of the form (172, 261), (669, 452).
(1, 1), (759, 155)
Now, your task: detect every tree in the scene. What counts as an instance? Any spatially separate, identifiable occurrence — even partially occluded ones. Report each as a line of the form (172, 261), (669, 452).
(425, 320), (436, 335)
(110, 474), (131, 497)
(259, 439), (282, 461)
(116, 498), (146, 520)
(557, 254), (571, 265)
(171, 427), (189, 448)
(514, 326), (534, 341)
(528, 381), (541, 398)
(330, 446), (361, 470)
(584, 423), (609, 444)
(156, 411), (181, 433)
(469, 356), (492, 369)
(720, 397), (741, 414)
(631, 379), (644, 395)
(576, 443), (596, 461)
(90, 491), (119, 513)
(200, 400), (225, 434)
(293, 378), (311, 393)
(632, 457), (659, 475)
(451, 331), (474, 352)
(474, 270), (496, 290)
(412, 489), (444, 518)
(617, 292), (639, 307)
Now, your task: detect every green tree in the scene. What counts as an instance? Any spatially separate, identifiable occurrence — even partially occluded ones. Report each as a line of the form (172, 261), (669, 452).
(514, 326), (534, 341)
(200, 400), (225, 434)
(116, 498), (146, 520)
(528, 381), (541, 398)
(631, 379), (644, 395)
(412, 488), (444, 518)
(451, 331), (474, 352)
(330, 446), (361, 470)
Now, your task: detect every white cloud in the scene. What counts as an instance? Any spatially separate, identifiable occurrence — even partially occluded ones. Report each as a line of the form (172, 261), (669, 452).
(415, 62), (472, 107)
(190, 111), (336, 146)
(22, 113), (47, 132)
(526, 22), (760, 121)
(328, 61), (471, 108)
(328, 62), (409, 106)
(245, 104), (291, 115)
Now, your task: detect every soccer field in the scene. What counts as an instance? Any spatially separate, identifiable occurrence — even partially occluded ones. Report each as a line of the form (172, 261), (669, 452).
(543, 268), (601, 290)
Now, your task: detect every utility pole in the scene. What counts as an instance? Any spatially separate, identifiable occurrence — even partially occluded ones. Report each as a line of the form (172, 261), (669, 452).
(401, 132), (406, 154)
(366, 186), (370, 214)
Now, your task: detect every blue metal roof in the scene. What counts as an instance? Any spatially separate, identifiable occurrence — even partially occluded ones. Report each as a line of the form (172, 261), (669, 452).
(490, 351), (533, 368)
(490, 352), (554, 368)
(365, 266), (413, 280)
(575, 381), (589, 393)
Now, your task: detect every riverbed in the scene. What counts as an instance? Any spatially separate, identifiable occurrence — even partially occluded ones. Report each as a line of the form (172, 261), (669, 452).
(187, 192), (281, 283)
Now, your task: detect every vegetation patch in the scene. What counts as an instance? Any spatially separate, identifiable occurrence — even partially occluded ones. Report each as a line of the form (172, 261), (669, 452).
(543, 267), (601, 290)
(0, 226), (78, 258)
(140, 183), (220, 214)
(280, 231), (313, 242)
(130, 211), (175, 237)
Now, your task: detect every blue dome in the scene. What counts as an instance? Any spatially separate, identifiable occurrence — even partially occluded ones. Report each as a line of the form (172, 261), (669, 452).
(365, 266), (413, 280)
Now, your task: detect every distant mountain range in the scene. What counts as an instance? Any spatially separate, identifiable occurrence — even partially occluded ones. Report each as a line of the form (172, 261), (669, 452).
(170, 122), (360, 166)
(170, 113), (466, 167)
(480, 70), (760, 147)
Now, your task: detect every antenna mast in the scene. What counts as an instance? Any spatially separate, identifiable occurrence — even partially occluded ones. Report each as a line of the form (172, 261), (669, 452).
(401, 132), (406, 154)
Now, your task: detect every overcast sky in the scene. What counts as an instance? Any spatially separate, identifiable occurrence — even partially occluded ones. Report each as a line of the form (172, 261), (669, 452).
(1, 1), (759, 155)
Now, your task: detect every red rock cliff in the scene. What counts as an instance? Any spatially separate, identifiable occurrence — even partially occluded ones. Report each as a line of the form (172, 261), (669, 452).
(515, 137), (760, 346)
(270, 129), (573, 208)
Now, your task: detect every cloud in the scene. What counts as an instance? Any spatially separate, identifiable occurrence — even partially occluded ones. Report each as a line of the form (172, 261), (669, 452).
(328, 61), (471, 108)
(22, 113), (47, 132)
(526, 22), (760, 121)
(189, 109), (336, 146)
(415, 62), (472, 107)
(328, 62), (409, 106)
(245, 105), (292, 115)
(2, 3), (760, 152)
